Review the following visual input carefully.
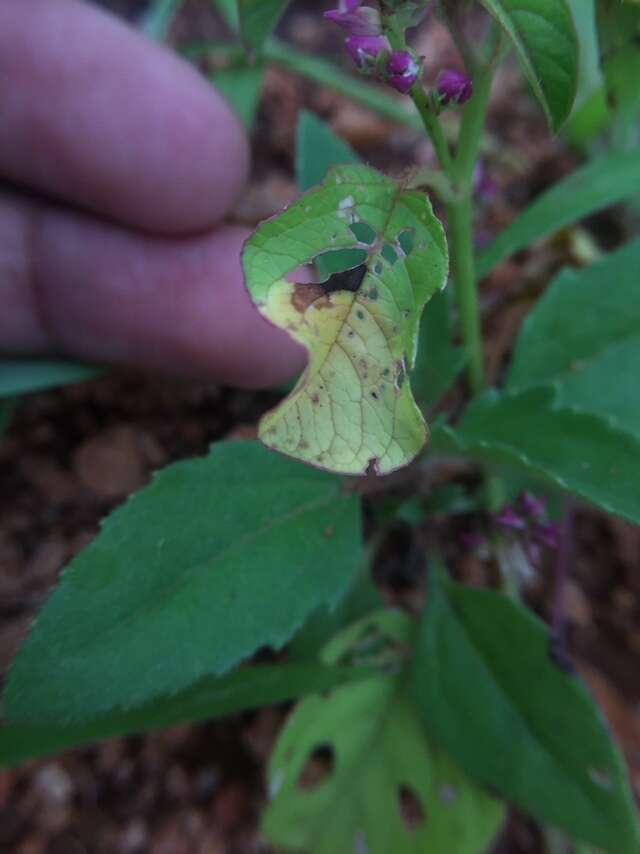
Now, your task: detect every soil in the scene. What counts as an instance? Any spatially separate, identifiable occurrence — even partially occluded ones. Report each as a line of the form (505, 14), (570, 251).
(1, 2), (639, 853)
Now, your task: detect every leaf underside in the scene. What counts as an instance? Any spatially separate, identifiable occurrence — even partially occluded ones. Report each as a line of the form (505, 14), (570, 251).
(243, 164), (448, 476)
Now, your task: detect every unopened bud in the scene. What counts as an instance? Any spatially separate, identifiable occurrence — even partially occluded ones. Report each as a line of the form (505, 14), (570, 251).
(386, 50), (422, 94)
(437, 69), (473, 105)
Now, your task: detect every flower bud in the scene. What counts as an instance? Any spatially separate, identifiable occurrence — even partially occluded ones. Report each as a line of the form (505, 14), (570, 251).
(345, 34), (389, 70)
(437, 69), (473, 105)
(324, 1), (382, 36)
(386, 50), (422, 94)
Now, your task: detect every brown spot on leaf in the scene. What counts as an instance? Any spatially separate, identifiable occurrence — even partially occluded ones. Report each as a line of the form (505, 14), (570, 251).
(291, 284), (333, 313)
(310, 394), (320, 405)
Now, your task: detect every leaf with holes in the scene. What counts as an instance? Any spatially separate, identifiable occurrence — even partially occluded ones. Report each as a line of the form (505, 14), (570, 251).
(243, 164), (448, 475)
(264, 612), (505, 854)
(478, 0), (578, 129)
(410, 568), (640, 853)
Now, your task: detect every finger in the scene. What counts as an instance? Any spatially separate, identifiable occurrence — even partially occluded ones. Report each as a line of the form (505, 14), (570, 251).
(0, 0), (249, 234)
(0, 190), (305, 388)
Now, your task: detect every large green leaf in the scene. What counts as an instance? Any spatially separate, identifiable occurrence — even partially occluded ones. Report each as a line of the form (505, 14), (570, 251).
(243, 164), (448, 475)
(0, 358), (105, 398)
(0, 662), (368, 769)
(410, 569), (639, 853)
(265, 612), (505, 854)
(3, 440), (362, 724)
(432, 387), (640, 524)
(476, 153), (640, 277)
(478, 0), (578, 129)
(239, 0), (290, 54)
(507, 240), (640, 434)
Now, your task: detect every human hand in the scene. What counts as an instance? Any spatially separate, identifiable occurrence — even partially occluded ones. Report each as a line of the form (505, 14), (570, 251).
(0, 0), (304, 387)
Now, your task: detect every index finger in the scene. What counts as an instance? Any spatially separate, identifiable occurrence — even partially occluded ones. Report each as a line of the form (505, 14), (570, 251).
(0, 0), (250, 234)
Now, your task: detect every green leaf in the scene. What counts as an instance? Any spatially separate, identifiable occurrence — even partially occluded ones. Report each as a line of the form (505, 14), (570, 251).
(0, 358), (105, 398)
(211, 62), (265, 129)
(478, 0), (578, 129)
(141, 0), (182, 40)
(239, 0), (290, 54)
(598, 0), (640, 152)
(212, 0), (239, 30)
(287, 568), (382, 662)
(296, 110), (359, 194)
(565, 0), (602, 113)
(410, 569), (640, 853)
(3, 440), (362, 724)
(265, 612), (505, 854)
(412, 288), (466, 409)
(507, 240), (640, 434)
(0, 662), (368, 769)
(295, 110), (363, 282)
(243, 164), (448, 475)
(437, 387), (640, 524)
(476, 153), (640, 277)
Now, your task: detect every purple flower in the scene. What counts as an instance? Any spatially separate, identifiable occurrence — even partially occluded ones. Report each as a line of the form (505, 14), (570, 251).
(437, 69), (473, 105)
(324, 1), (388, 71)
(519, 491), (547, 520)
(386, 50), (422, 94)
(534, 523), (561, 550)
(345, 33), (389, 69)
(473, 161), (498, 200)
(496, 506), (526, 531)
(324, 1), (381, 35)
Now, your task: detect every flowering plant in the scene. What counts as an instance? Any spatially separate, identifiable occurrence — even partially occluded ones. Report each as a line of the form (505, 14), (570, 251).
(3, 1), (640, 852)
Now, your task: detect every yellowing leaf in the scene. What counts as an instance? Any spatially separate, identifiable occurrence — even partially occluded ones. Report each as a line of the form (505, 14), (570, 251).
(243, 165), (448, 475)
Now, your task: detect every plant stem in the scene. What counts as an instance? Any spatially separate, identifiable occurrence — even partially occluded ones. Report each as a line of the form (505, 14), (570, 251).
(446, 197), (485, 392)
(409, 87), (454, 173)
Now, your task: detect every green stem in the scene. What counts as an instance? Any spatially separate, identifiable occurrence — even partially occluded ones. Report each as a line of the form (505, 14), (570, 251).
(409, 87), (454, 173)
(447, 197), (485, 392)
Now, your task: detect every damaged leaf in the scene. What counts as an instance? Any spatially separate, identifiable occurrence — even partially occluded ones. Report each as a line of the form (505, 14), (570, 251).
(264, 612), (505, 854)
(243, 164), (448, 476)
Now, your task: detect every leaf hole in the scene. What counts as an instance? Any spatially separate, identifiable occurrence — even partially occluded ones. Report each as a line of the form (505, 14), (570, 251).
(398, 784), (426, 830)
(315, 248), (367, 277)
(397, 227), (415, 257)
(297, 743), (335, 791)
(350, 221), (377, 245)
(381, 243), (399, 265)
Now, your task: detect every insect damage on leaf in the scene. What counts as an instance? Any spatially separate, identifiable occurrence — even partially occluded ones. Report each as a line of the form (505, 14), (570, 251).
(243, 164), (448, 476)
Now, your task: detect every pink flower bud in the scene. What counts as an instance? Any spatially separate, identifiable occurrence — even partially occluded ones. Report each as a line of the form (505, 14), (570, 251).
(345, 34), (389, 70)
(386, 50), (422, 94)
(519, 491), (547, 520)
(324, 1), (382, 36)
(437, 69), (473, 105)
(496, 506), (526, 531)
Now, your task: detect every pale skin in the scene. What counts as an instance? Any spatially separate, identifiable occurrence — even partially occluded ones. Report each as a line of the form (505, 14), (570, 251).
(0, 0), (305, 387)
